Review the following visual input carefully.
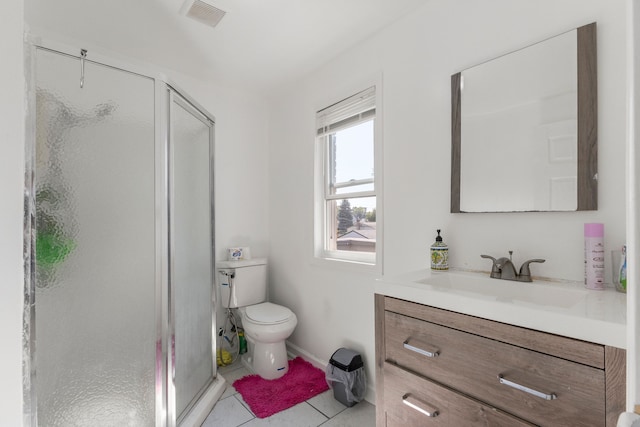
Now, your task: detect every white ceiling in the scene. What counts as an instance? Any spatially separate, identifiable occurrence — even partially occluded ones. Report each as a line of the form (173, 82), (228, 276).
(25, 0), (430, 96)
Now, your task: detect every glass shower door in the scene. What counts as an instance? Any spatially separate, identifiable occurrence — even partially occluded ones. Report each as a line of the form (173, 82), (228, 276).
(34, 48), (157, 425)
(170, 92), (216, 423)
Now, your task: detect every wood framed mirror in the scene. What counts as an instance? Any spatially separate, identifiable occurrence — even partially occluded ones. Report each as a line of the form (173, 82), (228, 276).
(451, 22), (597, 213)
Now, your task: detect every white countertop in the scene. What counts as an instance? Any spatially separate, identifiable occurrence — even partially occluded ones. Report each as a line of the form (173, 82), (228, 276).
(375, 269), (627, 349)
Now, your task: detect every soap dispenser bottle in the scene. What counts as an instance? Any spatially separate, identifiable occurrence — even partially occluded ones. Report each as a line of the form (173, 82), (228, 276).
(430, 229), (449, 271)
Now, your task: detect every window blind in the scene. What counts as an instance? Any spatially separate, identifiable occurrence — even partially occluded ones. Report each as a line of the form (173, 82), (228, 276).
(316, 86), (375, 137)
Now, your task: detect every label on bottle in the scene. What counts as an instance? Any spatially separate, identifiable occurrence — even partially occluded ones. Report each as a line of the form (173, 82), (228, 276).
(431, 247), (449, 271)
(584, 237), (605, 290)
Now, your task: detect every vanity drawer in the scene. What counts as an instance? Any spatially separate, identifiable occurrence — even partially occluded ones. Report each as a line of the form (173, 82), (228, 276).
(385, 311), (606, 426)
(384, 362), (534, 426)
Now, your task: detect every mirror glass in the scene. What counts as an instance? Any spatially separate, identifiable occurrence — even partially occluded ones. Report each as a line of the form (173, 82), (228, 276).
(451, 23), (597, 213)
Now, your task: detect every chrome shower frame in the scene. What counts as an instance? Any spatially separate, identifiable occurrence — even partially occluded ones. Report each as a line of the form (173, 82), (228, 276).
(22, 38), (222, 427)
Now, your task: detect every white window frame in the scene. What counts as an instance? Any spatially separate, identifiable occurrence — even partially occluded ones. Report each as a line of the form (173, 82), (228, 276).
(314, 84), (383, 270)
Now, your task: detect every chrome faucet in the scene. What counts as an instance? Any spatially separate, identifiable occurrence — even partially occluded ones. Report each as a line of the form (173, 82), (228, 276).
(480, 251), (545, 282)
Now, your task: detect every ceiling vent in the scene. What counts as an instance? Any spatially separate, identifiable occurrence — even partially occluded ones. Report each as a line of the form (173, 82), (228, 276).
(181, 0), (226, 28)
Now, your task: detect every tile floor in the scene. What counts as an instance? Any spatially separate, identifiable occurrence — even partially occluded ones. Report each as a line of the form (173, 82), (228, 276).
(202, 359), (375, 427)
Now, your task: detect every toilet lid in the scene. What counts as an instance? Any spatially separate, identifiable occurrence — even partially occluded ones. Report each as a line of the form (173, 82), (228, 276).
(245, 302), (292, 324)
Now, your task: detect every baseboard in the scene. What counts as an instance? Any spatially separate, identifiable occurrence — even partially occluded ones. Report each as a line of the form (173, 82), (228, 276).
(286, 341), (328, 370)
(285, 340), (377, 405)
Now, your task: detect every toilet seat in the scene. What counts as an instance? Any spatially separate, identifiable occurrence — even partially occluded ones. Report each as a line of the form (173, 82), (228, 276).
(244, 302), (293, 325)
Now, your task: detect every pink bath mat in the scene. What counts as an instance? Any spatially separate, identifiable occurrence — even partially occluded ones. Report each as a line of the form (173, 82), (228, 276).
(232, 357), (329, 418)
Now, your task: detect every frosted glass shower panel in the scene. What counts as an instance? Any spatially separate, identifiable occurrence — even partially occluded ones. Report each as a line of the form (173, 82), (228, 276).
(35, 48), (156, 426)
(171, 95), (215, 420)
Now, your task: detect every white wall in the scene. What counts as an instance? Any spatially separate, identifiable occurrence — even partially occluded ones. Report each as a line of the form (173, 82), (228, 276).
(0, 0), (26, 424)
(268, 0), (627, 401)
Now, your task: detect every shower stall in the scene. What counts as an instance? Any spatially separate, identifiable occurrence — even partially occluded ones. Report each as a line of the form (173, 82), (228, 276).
(24, 44), (223, 426)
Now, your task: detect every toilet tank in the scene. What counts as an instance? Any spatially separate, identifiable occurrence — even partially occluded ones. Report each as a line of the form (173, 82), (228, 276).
(217, 258), (267, 308)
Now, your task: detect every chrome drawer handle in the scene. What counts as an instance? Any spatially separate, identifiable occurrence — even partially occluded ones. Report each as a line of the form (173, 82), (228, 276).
(403, 338), (440, 358)
(498, 374), (557, 400)
(402, 393), (439, 418)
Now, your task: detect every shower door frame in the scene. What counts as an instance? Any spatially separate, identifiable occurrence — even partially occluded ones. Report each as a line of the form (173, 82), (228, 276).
(23, 39), (219, 427)
(165, 86), (218, 425)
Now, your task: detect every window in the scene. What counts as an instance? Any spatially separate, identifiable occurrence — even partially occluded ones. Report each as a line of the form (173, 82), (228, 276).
(315, 86), (381, 265)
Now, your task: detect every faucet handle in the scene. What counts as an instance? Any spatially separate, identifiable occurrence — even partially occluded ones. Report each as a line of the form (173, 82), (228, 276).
(481, 254), (500, 278)
(518, 259), (545, 281)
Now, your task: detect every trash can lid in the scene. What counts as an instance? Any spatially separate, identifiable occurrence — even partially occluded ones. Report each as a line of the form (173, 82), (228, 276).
(329, 348), (364, 372)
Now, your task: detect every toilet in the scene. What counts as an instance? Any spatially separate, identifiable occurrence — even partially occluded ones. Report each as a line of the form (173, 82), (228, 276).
(217, 258), (297, 380)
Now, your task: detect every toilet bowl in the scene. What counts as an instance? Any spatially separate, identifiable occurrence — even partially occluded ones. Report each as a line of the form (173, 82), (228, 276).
(239, 302), (297, 380)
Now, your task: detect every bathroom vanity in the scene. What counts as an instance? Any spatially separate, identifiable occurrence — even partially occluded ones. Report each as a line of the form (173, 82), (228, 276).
(375, 271), (626, 426)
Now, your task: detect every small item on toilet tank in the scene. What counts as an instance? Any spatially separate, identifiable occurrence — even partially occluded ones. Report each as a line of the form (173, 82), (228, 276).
(584, 223), (605, 290)
(430, 229), (449, 271)
(227, 247), (251, 261)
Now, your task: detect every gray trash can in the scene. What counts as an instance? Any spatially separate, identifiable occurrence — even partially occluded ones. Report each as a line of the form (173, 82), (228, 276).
(326, 348), (366, 407)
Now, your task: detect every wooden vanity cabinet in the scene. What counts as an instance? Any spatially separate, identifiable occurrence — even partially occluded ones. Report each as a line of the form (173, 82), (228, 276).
(375, 295), (626, 427)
